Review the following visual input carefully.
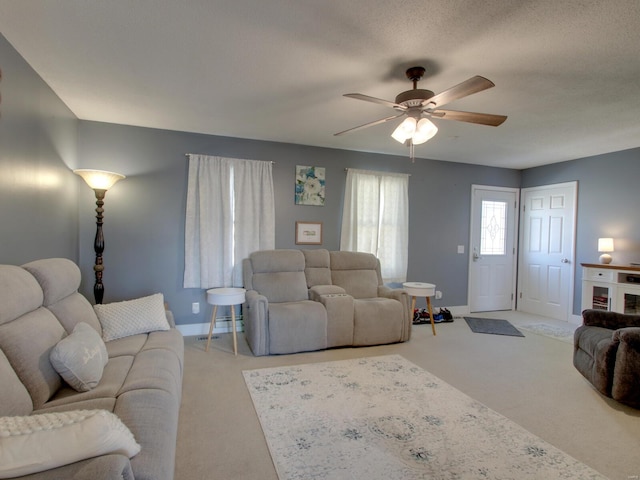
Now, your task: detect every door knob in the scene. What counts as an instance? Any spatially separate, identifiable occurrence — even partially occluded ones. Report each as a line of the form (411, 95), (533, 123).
(561, 258), (570, 264)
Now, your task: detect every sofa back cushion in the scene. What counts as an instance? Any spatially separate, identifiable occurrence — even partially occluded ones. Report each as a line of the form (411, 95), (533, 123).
(302, 249), (332, 287)
(330, 251), (381, 299)
(0, 264), (66, 409)
(247, 250), (309, 303)
(0, 307), (65, 409)
(23, 258), (102, 335)
(0, 348), (33, 416)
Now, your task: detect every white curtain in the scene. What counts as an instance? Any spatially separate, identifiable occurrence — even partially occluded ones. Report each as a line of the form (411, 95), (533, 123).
(340, 168), (409, 283)
(183, 155), (275, 288)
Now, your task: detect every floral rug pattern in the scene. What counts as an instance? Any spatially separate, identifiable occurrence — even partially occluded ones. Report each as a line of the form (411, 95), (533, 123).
(518, 323), (577, 344)
(243, 355), (606, 480)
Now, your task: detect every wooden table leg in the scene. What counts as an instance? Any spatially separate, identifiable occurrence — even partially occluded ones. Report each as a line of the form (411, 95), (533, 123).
(410, 296), (417, 322)
(231, 306), (238, 356)
(206, 305), (218, 352)
(426, 296), (436, 336)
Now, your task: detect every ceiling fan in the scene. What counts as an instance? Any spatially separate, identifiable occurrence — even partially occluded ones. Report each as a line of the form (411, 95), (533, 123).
(335, 66), (507, 161)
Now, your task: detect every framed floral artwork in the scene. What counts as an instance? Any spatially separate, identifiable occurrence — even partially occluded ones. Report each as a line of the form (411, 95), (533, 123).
(295, 222), (323, 245)
(295, 165), (325, 206)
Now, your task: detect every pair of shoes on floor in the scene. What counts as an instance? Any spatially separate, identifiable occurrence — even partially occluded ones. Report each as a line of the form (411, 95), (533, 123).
(433, 308), (454, 323)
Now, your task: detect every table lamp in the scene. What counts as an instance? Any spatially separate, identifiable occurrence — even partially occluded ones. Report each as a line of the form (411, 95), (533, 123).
(598, 237), (614, 264)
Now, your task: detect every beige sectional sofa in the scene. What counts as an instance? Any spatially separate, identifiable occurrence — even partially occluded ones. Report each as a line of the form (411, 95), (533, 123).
(242, 249), (411, 356)
(0, 258), (184, 480)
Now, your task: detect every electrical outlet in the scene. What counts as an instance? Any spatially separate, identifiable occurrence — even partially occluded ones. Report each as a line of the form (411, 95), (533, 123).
(435, 291), (443, 300)
(192, 302), (200, 314)
(457, 245), (464, 254)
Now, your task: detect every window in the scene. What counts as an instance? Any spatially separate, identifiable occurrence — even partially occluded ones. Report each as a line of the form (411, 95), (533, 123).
(340, 169), (409, 283)
(183, 155), (275, 288)
(480, 200), (506, 255)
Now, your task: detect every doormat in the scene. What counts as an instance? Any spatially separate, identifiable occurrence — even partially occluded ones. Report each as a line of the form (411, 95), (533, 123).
(464, 317), (525, 337)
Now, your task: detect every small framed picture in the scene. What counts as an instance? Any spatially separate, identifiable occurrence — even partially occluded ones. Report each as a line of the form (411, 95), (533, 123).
(295, 221), (323, 245)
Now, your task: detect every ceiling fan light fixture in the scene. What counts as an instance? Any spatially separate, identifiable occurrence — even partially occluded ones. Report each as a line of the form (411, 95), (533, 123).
(411, 117), (438, 145)
(391, 117), (417, 143)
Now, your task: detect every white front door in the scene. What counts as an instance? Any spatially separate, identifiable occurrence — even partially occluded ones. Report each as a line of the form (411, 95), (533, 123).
(468, 186), (519, 312)
(517, 182), (577, 321)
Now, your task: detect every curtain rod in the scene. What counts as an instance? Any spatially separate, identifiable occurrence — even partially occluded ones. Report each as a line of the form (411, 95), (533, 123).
(185, 154), (274, 164)
(344, 168), (411, 176)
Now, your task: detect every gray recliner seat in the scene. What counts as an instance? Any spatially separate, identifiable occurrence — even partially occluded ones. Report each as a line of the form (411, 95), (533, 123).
(574, 309), (640, 408)
(242, 249), (327, 356)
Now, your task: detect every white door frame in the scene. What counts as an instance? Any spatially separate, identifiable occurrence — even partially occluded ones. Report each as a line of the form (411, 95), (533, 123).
(468, 185), (520, 312)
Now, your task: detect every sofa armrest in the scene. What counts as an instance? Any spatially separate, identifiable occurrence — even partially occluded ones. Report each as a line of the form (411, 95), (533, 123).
(582, 309), (640, 329)
(309, 285), (346, 301)
(378, 286), (411, 341)
(611, 327), (640, 407)
(613, 326), (640, 349)
(243, 290), (270, 356)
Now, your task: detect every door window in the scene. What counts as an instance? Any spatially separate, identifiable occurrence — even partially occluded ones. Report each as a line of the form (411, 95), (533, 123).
(480, 200), (507, 256)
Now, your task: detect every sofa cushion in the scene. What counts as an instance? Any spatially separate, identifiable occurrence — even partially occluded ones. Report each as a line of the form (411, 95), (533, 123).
(352, 298), (403, 346)
(250, 250), (309, 303)
(0, 349), (33, 416)
(302, 248), (332, 287)
(22, 258), (104, 335)
(330, 251), (381, 298)
(268, 301), (327, 354)
(0, 265), (43, 327)
(0, 409), (140, 479)
(22, 258), (81, 306)
(0, 307), (65, 409)
(95, 293), (170, 341)
(50, 322), (108, 392)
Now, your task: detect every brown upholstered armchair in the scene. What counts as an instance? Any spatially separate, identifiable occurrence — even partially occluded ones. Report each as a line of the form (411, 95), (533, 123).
(573, 309), (640, 408)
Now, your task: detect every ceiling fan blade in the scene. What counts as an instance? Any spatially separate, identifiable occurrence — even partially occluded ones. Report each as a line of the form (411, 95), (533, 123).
(344, 93), (406, 111)
(434, 109), (507, 126)
(334, 112), (406, 136)
(428, 76), (496, 108)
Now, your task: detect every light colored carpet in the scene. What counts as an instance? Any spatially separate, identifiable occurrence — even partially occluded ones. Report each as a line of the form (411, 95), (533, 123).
(175, 312), (640, 480)
(244, 354), (607, 479)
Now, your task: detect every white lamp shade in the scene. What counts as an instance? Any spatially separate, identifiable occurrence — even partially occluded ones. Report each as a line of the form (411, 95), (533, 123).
(74, 169), (125, 190)
(411, 118), (438, 145)
(598, 237), (614, 252)
(391, 117), (417, 143)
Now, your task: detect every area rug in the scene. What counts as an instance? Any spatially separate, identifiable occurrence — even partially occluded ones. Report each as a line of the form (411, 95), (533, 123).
(464, 317), (525, 337)
(518, 323), (576, 344)
(243, 355), (606, 480)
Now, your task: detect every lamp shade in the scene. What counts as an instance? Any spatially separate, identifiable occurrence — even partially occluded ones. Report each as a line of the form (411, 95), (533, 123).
(411, 118), (438, 145)
(598, 237), (614, 252)
(391, 117), (417, 143)
(74, 169), (125, 190)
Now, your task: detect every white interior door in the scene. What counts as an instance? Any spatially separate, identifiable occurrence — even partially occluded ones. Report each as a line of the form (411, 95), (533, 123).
(468, 186), (519, 312)
(517, 182), (577, 321)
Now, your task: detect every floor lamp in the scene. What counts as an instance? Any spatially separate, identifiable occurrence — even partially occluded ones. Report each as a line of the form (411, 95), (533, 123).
(74, 169), (126, 304)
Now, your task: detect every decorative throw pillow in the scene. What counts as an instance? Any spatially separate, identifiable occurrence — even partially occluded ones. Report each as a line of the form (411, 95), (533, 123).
(50, 322), (108, 392)
(94, 293), (170, 342)
(0, 409), (140, 478)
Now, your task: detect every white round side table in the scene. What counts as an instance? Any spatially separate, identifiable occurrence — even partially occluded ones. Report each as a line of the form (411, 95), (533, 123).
(403, 282), (437, 336)
(206, 287), (246, 355)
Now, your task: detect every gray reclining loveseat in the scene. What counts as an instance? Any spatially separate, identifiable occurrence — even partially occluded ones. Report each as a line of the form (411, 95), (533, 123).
(242, 249), (411, 356)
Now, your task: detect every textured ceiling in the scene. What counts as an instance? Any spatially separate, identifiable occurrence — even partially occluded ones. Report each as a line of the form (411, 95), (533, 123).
(1, 0), (640, 169)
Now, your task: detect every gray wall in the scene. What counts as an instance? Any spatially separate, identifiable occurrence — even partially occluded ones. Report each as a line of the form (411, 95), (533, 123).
(77, 121), (521, 325)
(0, 34), (79, 265)
(7, 31), (637, 324)
(521, 147), (640, 314)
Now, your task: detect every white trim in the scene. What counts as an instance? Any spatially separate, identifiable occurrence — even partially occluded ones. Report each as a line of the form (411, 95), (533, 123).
(176, 317), (244, 337)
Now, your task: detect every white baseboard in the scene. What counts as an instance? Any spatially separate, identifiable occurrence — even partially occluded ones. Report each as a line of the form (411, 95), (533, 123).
(176, 316), (244, 337)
